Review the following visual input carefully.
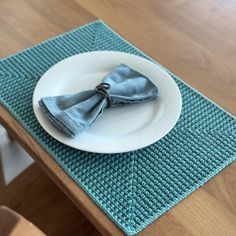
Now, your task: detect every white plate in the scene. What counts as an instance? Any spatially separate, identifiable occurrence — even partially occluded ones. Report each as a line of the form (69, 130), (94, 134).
(33, 51), (182, 153)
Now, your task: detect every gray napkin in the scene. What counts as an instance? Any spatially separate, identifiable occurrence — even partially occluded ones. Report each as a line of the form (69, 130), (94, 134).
(39, 64), (159, 137)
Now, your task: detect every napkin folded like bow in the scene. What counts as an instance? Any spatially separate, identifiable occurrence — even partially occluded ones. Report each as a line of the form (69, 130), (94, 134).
(39, 64), (159, 137)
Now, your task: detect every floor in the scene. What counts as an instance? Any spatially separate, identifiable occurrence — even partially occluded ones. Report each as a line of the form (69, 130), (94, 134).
(0, 126), (34, 185)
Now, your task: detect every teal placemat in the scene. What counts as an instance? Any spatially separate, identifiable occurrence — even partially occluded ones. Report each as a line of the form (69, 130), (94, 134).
(0, 20), (236, 235)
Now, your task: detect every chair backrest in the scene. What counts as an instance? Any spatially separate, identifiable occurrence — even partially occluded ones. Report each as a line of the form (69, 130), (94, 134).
(0, 206), (45, 236)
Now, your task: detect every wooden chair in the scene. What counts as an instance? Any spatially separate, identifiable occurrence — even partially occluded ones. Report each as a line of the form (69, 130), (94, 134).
(0, 206), (45, 236)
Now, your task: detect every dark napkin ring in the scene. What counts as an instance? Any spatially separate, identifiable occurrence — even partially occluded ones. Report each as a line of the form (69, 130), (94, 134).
(95, 83), (111, 107)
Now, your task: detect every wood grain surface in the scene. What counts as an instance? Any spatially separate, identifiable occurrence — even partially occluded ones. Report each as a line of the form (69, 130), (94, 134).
(0, 0), (236, 235)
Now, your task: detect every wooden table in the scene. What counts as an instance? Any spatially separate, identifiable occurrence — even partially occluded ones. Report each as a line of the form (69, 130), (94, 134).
(1, 0), (236, 235)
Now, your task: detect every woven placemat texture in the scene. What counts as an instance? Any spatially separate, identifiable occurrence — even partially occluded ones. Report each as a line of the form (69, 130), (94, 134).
(0, 20), (236, 235)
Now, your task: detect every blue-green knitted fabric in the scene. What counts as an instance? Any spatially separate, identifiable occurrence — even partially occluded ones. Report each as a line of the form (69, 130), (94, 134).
(0, 20), (236, 235)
